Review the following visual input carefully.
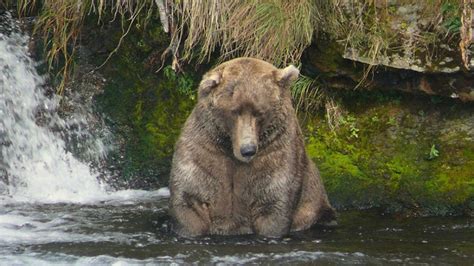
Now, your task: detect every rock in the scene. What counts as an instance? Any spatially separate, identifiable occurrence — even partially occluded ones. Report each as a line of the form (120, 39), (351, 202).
(306, 1), (474, 101)
(304, 92), (474, 216)
(303, 39), (474, 102)
(323, 1), (464, 74)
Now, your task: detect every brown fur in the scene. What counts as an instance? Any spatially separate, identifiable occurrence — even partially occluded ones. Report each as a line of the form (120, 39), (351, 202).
(169, 57), (335, 238)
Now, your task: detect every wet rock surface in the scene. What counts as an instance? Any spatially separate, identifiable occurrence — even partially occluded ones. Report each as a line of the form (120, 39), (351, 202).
(303, 91), (474, 216)
(307, 1), (474, 101)
(303, 38), (474, 102)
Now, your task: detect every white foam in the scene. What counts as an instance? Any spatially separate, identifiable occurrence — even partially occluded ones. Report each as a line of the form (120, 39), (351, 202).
(0, 187), (169, 246)
(0, 212), (109, 245)
(211, 251), (369, 264)
(0, 253), (189, 266)
(0, 187), (170, 205)
(0, 13), (110, 204)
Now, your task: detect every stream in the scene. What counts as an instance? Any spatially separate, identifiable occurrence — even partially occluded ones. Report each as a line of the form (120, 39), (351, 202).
(0, 196), (472, 264)
(0, 11), (473, 265)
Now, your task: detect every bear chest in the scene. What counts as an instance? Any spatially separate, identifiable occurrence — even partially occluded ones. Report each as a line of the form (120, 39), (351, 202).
(209, 164), (290, 217)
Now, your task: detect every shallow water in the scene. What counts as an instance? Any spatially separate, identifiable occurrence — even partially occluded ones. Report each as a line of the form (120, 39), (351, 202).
(0, 190), (472, 265)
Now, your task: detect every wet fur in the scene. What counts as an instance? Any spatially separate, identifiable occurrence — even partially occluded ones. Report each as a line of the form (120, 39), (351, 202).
(169, 58), (335, 238)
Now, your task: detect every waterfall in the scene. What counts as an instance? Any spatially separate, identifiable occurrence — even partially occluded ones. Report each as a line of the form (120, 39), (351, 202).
(0, 12), (109, 203)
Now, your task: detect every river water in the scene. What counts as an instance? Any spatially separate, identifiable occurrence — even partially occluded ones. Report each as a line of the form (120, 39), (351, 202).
(0, 12), (473, 265)
(0, 196), (472, 265)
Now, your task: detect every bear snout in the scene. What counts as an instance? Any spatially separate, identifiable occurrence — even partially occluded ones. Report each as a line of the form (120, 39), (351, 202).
(234, 138), (258, 163)
(232, 113), (258, 163)
(240, 143), (257, 159)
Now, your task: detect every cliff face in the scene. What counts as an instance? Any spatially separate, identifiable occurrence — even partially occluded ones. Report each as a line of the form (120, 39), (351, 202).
(304, 1), (474, 102)
(83, 26), (472, 216)
(5, 1), (472, 215)
(303, 92), (473, 216)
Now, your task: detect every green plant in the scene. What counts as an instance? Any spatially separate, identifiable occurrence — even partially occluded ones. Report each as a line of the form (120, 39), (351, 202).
(428, 144), (440, 160)
(387, 116), (397, 126)
(340, 115), (360, 139)
(291, 75), (325, 114)
(163, 65), (195, 98)
(441, 2), (461, 34)
(371, 115), (379, 123)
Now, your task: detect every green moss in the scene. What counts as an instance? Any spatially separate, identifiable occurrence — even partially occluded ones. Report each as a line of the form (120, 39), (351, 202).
(306, 124), (380, 208)
(303, 92), (474, 215)
(93, 20), (198, 186)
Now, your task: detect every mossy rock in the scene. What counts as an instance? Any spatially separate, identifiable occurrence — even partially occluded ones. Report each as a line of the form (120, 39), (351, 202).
(303, 92), (474, 216)
(90, 18), (199, 188)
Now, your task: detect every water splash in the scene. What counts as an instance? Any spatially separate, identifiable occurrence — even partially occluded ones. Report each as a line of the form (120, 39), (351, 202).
(0, 12), (108, 203)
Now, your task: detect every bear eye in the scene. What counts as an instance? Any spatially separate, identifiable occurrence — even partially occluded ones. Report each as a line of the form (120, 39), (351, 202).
(230, 107), (240, 115)
(253, 109), (264, 117)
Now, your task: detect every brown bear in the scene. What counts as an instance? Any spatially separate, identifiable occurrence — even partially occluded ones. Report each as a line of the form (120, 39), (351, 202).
(169, 57), (335, 238)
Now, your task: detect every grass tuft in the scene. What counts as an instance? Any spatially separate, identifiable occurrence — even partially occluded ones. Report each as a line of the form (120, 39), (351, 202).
(291, 74), (324, 114)
(171, 0), (315, 67)
(15, 0), (156, 94)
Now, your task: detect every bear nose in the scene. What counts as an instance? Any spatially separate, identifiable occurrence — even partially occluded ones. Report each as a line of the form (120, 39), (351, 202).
(240, 144), (257, 158)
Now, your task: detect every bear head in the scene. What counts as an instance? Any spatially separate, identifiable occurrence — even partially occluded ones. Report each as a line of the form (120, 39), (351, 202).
(197, 57), (299, 163)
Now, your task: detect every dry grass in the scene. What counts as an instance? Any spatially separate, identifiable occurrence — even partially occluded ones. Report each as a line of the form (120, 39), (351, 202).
(3, 0), (318, 101)
(10, 0), (316, 93)
(291, 74), (324, 114)
(171, 0), (315, 67)
(315, 0), (461, 64)
(15, 0), (155, 94)
(324, 97), (343, 131)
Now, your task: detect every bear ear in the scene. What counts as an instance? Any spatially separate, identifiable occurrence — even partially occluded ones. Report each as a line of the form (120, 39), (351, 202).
(198, 72), (221, 99)
(274, 65), (299, 87)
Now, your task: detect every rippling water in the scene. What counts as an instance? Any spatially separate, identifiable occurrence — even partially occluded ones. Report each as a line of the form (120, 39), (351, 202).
(0, 192), (472, 265)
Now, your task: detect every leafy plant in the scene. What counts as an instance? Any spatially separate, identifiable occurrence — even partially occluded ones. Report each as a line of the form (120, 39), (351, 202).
(291, 75), (325, 114)
(340, 115), (360, 139)
(387, 116), (397, 126)
(441, 2), (461, 34)
(163, 65), (195, 98)
(428, 144), (440, 160)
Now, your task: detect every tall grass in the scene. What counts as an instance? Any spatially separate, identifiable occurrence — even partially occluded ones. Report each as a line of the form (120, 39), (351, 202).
(171, 0), (315, 67)
(291, 74), (324, 114)
(8, 0), (315, 93)
(15, 0), (155, 94)
(315, 0), (461, 65)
